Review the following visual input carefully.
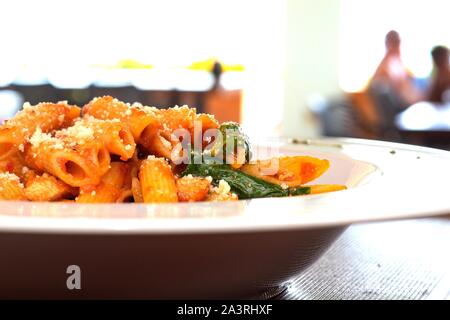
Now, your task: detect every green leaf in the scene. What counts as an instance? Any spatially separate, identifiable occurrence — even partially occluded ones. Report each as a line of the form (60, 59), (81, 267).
(182, 164), (310, 199)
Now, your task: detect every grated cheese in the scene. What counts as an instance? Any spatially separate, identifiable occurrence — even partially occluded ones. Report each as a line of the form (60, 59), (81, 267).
(211, 179), (231, 195)
(65, 122), (94, 141)
(29, 127), (64, 150)
(146, 155), (170, 167)
(22, 102), (33, 111)
(0, 172), (24, 188)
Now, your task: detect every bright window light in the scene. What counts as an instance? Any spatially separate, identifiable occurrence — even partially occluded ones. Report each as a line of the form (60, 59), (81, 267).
(0, 0), (281, 70)
(0, 0), (285, 136)
(339, 0), (450, 92)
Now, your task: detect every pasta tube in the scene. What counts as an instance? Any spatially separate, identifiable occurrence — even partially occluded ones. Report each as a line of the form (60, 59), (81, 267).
(0, 172), (26, 200)
(76, 162), (129, 203)
(56, 117), (136, 161)
(176, 175), (211, 202)
(139, 156), (178, 203)
(0, 153), (27, 178)
(0, 101), (80, 160)
(24, 172), (77, 201)
(83, 96), (160, 142)
(24, 133), (107, 187)
(240, 156), (330, 187)
(131, 177), (144, 203)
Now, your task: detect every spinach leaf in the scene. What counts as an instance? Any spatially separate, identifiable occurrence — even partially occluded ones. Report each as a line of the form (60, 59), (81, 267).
(182, 163), (310, 199)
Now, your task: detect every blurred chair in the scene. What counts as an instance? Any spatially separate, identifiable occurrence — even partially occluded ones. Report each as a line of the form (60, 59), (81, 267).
(308, 95), (361, 138)
(10, 84), (56, 105)
(176, 91), (204, 113)
(55, 88), (92, 106)
(347, 91), (381, 139)
(139, 90), (177, 109)
(203, 89), (241, 123)
(367, 81), (405, 141)
(90, 85), (140, 104)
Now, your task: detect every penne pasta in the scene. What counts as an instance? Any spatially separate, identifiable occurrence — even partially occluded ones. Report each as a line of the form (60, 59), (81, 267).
(100, 162), (129, 187)
(76, 183), (119, 203)
(0, 153), (28, 178)
(140, 105), (207, 158)
(131, 177), (144, 203)
(0, 172), (26, 200)
(240, 156), (330, 187)
(76, 162), (128, 203)
(0, 101), (80, 160)
(0, 128), (22, 161)
(24, 135), (107, 187)
(83, 96), (160, 142)
(196, 113), (220, 132)
(0, 96), (346, 203)
(139, 156), (178, 203)
(156, 105), (196, 133)
(142, 131), (173, 159)
(56, 117), (136, 161)
(176, 175), (211, 202)
(195, 113), (220, 147)
(126, 152), (141, 184)
(116, 189), (134, 203)
(24, 172), (77, 201)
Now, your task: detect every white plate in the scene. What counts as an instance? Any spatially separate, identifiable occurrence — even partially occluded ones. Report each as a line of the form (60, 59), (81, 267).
(0, 138), (449, 299)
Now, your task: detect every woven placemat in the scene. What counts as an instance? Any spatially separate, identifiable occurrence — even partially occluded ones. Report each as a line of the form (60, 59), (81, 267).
(278, 218), (450, 300)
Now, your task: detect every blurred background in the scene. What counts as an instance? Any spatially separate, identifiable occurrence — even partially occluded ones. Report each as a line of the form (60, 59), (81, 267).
(1, 0), (450, 149)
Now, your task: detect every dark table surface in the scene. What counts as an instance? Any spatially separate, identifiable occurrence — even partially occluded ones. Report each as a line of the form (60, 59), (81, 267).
(277, 217), (450, 300)
(395, 102), (450, 150)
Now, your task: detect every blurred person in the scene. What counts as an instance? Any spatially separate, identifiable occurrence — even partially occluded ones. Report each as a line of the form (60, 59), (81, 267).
(371, 30), (422, 107)
(211, 60), (223, 91)
(427, 45), (450, 103)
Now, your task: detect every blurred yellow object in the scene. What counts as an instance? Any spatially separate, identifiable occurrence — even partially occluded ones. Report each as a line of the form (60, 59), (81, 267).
(116, 59), (153, 69)
(92, 59), (153, 70)
(188, 58), (244, 72)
